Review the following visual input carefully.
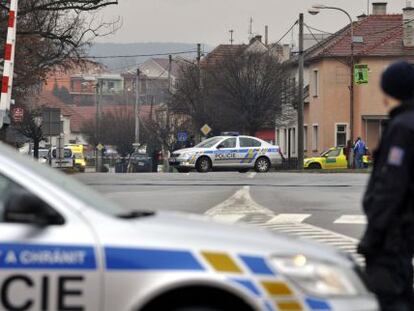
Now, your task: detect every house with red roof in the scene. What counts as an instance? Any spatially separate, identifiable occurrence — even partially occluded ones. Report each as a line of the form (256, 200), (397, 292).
(276, 2), (414, 158)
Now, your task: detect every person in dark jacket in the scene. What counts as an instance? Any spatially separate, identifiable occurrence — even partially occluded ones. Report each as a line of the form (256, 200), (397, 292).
(358, 61), (414, 311)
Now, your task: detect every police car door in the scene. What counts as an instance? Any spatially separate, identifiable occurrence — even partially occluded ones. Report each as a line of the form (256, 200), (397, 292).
(0, 173), (100, 311)
(214, 137), (238, 167)
(238, 137), (263, 168)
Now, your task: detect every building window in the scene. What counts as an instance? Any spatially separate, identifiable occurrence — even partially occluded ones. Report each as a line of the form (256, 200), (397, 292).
(304, 126), (308, 151)
(336, 124), (347, 147)
(312, 69), (319, 97)
(312, 125), (319, 151)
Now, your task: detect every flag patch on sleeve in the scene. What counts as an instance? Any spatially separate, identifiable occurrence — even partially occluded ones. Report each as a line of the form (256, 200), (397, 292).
(388, 146), (405, 166)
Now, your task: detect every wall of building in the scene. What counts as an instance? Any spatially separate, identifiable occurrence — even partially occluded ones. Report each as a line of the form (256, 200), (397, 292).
(305, 57), (412, 155)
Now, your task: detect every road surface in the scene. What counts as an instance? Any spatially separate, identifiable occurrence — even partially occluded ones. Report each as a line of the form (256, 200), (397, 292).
(76, 172), (369, 262)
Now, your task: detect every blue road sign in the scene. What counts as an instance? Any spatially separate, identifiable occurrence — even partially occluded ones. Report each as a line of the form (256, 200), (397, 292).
(177, 131), (188, 142)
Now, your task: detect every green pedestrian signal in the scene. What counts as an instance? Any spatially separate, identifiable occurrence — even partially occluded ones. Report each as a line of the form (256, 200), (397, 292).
(354, 64), (369, 84)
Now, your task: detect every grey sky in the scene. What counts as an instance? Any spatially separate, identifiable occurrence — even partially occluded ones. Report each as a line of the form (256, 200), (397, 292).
(100, 0), (408, 46)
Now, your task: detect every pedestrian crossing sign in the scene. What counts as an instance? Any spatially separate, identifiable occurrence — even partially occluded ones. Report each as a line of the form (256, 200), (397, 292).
(354, 64), (369, 84)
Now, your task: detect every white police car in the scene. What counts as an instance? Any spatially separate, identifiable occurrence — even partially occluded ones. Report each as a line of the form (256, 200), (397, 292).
(0, 142), (378, 311)
(170, 135), (283, 173)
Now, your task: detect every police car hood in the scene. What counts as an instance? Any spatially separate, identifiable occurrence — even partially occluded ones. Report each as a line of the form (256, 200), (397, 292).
(105, 211), (352, 267)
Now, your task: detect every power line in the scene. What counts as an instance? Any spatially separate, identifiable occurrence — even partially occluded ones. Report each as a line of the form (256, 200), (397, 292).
(304, 23), (349, 66)
(83, 50), (198, 59)
(304, 24), (333, 35)
(305, 16), (414, 39)
(275, 20), (299, 45)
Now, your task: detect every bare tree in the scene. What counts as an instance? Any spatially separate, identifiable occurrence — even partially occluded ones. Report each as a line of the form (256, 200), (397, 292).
(82, 107), (135, 157)
(141, 104), (192, 152)
(172, 49), (292, 136)
(0, 0), (120, 98)
(13, 105), (43, 158)
(209, 49), (288, 136)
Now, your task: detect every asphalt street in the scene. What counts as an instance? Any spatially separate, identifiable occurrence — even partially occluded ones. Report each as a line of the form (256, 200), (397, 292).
(76, 172), (369, 245)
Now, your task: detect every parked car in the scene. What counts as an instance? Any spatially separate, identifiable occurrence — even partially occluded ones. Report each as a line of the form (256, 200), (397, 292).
(30, 148), (49, 164)
(66, 144), (86, 172)
(0, 142), (379, 311)
(129, 152), (152, 172)
(170, 135), (283, 173)
(304, 147), (372, 170)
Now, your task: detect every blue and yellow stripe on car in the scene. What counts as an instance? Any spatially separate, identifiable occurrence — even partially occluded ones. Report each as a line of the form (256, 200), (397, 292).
(104, 247), (331, 311)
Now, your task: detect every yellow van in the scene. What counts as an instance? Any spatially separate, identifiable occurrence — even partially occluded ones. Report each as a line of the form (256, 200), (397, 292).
(66, 144), (86, 172)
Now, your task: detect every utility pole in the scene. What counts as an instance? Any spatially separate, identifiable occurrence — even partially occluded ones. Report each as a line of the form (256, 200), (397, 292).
(135, 68), (140, 145)
(168, 55), (172, 92)
(196, 43), (201, 67)
(297, 13), (305, 170)
(249, 17), (253, 40)
(0, 0), (18, 130)
(95, 80), (102, 173)
(163, 55), (173, 172)
(350, 20), (355, 150)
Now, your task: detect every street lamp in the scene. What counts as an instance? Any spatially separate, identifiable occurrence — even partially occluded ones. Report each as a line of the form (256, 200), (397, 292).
(308, 5), (355, 159)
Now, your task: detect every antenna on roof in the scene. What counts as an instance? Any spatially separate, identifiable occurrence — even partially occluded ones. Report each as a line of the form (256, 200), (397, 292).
(229, 29), (234, 45)
(248, 17), (253, 40)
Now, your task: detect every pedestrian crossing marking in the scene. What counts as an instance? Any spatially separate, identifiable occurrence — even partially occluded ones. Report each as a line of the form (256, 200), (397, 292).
(205, 187), (365, 264)
(267, 214), (311, 224)
(334, 215), (367, 224)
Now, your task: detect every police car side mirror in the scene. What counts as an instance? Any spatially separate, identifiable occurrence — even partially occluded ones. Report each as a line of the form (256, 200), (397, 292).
(4, 191), (65, 226)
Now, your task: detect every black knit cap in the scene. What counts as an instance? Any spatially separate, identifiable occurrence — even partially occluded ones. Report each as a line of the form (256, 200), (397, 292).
(381, 61), (414, 101)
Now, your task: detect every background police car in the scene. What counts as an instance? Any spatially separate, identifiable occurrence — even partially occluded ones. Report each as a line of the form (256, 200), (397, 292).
(170, 136), (283, 173)
(0, 143), (378, 311)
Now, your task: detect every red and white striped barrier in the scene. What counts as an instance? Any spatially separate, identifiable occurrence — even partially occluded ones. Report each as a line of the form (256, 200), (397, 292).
(0, 0), (18, 128)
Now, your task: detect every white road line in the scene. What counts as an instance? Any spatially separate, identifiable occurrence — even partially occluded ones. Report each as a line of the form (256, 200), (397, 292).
(205, 187), (363, 263)
(248, 172), (257, 179)
(334, 215), (367, 225)
(209, 215), (245, 224)
(267, 214), (311, 224)
(205, 186), (273, 224)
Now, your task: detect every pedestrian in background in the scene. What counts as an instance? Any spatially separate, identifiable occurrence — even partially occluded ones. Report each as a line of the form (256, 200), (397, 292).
(354, 137), (366, 169)
(358, 61), (414, 311)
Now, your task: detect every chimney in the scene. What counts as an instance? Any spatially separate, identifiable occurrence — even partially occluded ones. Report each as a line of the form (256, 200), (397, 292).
(403, 2), (414, 47)
(357, 13), (367, 21)
(250, 35), (262, 44)
(265, 25), (269, 46)
(372, 2), (387, 15)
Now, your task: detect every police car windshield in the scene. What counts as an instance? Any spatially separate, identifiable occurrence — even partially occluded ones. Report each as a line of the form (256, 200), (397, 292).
(195, 137), (223, 148)
(1, 143), (128, 217)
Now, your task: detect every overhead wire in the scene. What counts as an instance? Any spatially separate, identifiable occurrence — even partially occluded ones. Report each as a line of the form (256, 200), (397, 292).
(83, 50), (198, 59)
(304, 23), (349, 66)
(275, 20), (299, 45)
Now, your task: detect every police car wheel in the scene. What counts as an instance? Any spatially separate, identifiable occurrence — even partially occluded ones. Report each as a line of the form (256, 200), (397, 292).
(196, 157), (212, 173)
(254, 157), (270, 173)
